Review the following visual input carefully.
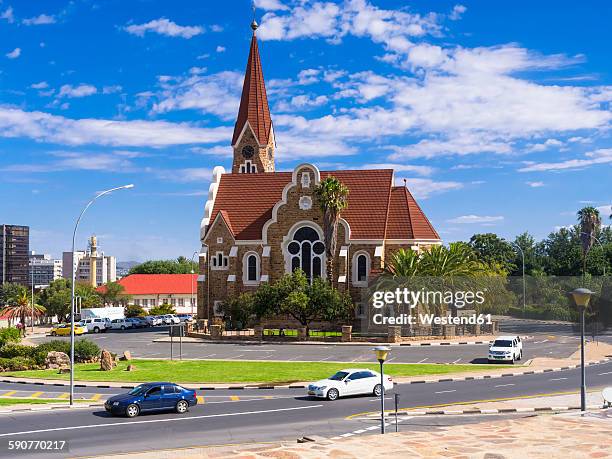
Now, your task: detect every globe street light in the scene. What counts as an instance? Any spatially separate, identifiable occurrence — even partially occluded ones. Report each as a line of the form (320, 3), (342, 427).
(570, 287), (594, 412)
(189, 251), (199, 316)
(70, 184), (134, 406)
(373, 346), (390, 434)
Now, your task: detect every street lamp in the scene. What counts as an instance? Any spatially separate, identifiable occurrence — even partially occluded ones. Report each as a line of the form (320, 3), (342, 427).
(570, 287), (593, 412)
(510, 242), (526, 315)
(70, 184), (134, 406)
(580, 232), (606, 277)
(189, 251), (199, 316)
(373, 346), (390, 434)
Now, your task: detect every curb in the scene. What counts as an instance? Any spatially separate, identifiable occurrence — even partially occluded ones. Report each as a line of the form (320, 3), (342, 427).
(0, 402), (105, 414)
(152, 338), (501, 346)
(364, 405), (605, 417)
(1, 358), (609, 391)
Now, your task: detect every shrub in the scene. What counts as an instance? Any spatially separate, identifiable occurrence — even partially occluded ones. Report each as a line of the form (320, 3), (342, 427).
(0, 344), (36, 359)
(74, 339), (100, 362)
(0, 327), (21, 348)
(150, 304), (176, 315)
(0, 356), (37, 371)
(125, 304), (146, 318)
(33, 340), (70, 365)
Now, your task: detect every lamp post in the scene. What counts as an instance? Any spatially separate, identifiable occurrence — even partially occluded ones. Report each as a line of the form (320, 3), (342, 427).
(570, 287), (593, 412)
(70, 184), (134, 406)
(580, 232), (606, 277)
(373, 346), (390, 434)
(31, 259), (35, 333)
(510, 242), (526, 315)
(189, 251), (199, 316)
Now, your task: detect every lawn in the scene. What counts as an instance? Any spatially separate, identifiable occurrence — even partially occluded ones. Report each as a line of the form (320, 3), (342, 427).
(0, 398), (66, 406)
(3, 360), (506, 384)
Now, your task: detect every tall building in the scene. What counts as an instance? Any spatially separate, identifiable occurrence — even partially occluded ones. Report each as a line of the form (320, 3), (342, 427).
(29, 252), (63, 288)
(1, 224), (30, 285)
(62, 236), (116, 287)
(197, 22), (440, 326)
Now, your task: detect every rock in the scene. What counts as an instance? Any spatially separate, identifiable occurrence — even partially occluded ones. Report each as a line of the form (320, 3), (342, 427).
(45, 351), (70, 370)
(100, 349), (116, 371)
(58, 367), (70, 374)
(126, 364), (135, 372)
(119, 351), (132, 361)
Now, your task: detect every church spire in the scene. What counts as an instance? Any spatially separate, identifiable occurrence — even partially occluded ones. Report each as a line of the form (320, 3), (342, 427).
(231, 20), (275, 174)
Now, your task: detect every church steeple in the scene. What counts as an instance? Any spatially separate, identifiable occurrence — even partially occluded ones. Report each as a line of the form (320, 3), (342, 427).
(231, 20), (275, 174)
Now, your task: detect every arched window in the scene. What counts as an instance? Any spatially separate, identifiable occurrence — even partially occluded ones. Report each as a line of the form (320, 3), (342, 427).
(287, 226), (324, 282)
(242, 252), (260, 285)
(352, 251), (370, 286)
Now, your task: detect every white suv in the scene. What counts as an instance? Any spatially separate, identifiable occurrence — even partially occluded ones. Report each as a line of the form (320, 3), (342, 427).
(81, 318), (109, 333)
(488, 335), (523, 363)
(109, 318), (133, 330)
(162, 314), (180, 325)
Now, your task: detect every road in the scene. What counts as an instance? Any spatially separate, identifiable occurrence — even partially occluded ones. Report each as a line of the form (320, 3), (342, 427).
(1, 360), (611, 458)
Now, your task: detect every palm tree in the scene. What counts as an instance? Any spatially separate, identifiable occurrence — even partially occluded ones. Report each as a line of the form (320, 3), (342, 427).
(314, 176), (349, 285)
(384, 248), (420, 277)
(0, 290), (46, 336)
(577, 206), (601, 276)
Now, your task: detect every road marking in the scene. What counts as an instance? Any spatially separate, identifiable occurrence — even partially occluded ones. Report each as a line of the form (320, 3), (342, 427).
(494, 384), (515, 388)
(1, 391), (17, 397)
(233, 354), (245, 359)
(0, 405), (324, 437)
(91, 394), (102, 401)
(417, 358), (428, 363)
(318, 356), (333, 361)
(533, 340), (548, 344)
(57, 393), (69, 399)
(549, 378), (568, 381)
(434, 390), (457, 394)
(30, 392), (43, 398)
(197, 396), (204, 403)
(598, 371), (612, 376)
(452, 358), (462, 364)
(230, 396), (240, 401)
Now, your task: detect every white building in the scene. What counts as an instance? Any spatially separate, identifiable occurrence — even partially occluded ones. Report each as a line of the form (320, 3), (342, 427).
(62, 236), (116, 287)
(29, 252), (62, 288)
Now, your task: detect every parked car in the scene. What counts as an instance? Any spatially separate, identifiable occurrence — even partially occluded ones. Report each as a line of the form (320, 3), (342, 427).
(81, 317), (109, 333)
(144, 316), (162, 327)
(104, 382), (197, 418)
(126, 317), (147, 328)
(50, 323), (87, 336)
(488, 335), (523, 363)
(177, 314), (194, 322)
(162, 314), (180, 325)
(109, 318), (133, 330)
(307, 369), (393, 401)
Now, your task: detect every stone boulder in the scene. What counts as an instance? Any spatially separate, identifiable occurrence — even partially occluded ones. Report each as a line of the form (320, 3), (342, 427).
(126, 364), (135, 372)
(45, 351), (70, 370)
(100, 349), (116, 371)
(119, 351), (132, 361)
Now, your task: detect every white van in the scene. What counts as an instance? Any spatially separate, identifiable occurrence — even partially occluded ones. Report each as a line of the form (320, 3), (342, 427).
(81, 317), (109, 333)
(488, 335), (523, 363)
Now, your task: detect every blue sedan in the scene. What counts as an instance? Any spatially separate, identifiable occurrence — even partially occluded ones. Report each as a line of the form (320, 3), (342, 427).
(105, 382), (197, 418)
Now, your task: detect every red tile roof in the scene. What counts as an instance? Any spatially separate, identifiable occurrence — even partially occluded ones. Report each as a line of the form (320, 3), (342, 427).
(98, 274), (197, 295)
(231, 32), (272, 146)
(206, 169), (440, 241)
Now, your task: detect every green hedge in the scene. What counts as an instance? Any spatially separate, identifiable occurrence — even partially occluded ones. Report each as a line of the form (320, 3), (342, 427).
(0, 344), (36, 359)
(507, 305), (577, 322)
(0, 327), (21, 348)
(0, 338), (101, 372)
(0, 357), (37, 371)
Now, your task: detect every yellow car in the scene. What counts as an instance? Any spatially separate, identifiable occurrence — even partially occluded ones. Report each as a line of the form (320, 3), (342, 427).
(50, 324), (87, 336)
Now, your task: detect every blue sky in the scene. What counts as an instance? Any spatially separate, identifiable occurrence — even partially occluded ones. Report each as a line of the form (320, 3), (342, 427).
(1, 0), (610, 262)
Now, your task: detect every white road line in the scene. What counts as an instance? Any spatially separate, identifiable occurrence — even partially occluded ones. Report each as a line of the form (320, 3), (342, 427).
(0, 405), (324, 437)
(494, 384), (515, 388)
(318, 356), (333, 361)
(452, 358), (462, 364)
(533, 340), (548, 344)
(340, 433), (354, 437)
(434, 390), (457, 394)
(598, 371), (612, 376)
(233, 354), (245, 359)
(417, 358), (428, 363)
(549, 377), (568, 381)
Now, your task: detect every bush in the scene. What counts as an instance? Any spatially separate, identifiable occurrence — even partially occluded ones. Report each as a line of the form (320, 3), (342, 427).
(33, 340), (70, 366)
(125, 304), (145, 318)
(74, 339), (100, 362)
(150, 304), (176, 315)
(0, 344), (36, 359)
(0, 356), (37, 371)
(0, 327), (21, 348)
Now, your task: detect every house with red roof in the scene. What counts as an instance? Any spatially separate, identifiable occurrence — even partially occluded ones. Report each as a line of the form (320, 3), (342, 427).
(100, 274), (198, 315)
(197, 21), (441, 325)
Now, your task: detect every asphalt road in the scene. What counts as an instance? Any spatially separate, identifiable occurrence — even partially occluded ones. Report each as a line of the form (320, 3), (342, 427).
(1, 360), (611, 458)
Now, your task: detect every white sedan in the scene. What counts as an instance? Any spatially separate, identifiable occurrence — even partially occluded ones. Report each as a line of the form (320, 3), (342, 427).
(307, 368), (393, 401)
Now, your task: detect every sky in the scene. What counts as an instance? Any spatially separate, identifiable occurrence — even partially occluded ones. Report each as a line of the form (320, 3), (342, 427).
(0, 0), (610, 262)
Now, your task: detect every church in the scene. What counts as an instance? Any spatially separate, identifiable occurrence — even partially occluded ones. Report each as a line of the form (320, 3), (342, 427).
(197, 21), (441, 327)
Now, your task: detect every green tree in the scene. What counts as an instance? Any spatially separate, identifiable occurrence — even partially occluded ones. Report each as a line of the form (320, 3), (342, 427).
(149, 304), (176, 315)
(0, 291), (45, 336)
(314, 176), (349, 285)
(124, 304), (146, 317)
(222, 293), (255, 330)
(100, 281), (128, 306)
(577, 206), (601, 276)
(129, 258), (197, 275)
(468, 233), (516, 274)
(0, 283), (26, 308)
(39, 279), (72, 321)
(74, 283), (103, 308)
(511, 232), (544, 276)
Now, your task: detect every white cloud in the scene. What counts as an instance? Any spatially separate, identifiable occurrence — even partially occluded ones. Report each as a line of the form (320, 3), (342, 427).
(526, 138), (564, 152)
(23, 14), (56, 25)
(102, 85), (123, 95)
(518, 148), (612, 172)
(160, 167), (214, 182)
(124, 18), (203, 39)
(596, 205), (611, 217)
(30, 81), (49, 90)
(58, 84), (97, 98)
(526, 181), (545, 187)
(1, 151), (137, 173)
(216, 45), (226, 53)
(1, 6), (14, 23)
(255, 0), (289, 11)
(447, 215), (504, 224)
(398, 177), (464, 199)
(388, 134), (512, 159)
(0, 105), (231, 147)
(6, 47), (21, 59)
(363, 163), (434, 176)
(449, 5), (467, 21)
